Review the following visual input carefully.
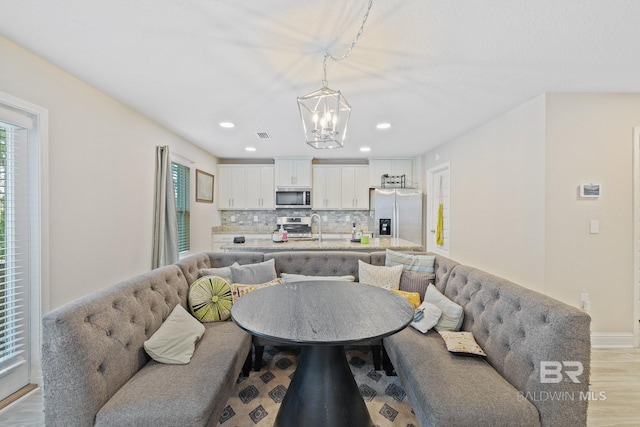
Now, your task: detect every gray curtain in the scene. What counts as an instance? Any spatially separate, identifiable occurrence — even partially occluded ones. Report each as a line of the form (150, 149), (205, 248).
(152, 145), (179, 268)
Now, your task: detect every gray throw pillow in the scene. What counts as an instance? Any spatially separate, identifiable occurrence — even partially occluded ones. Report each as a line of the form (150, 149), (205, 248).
(199, 262), (239, 282)
(399, 270), (435, 301)
(424, 284), (464, 331)
(230, 258), (277, 284)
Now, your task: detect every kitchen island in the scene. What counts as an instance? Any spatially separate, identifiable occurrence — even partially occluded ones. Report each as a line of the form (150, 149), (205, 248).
(219, 236), (422, 252)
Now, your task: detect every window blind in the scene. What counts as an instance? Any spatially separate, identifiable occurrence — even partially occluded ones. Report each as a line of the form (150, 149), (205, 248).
(172, 162), (190, 253)
(0, 120), (29, 376)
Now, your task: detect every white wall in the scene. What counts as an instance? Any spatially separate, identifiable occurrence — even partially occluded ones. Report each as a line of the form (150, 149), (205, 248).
(422, 92), (640, 338)
(0, 36), (220, 310)
(545, 93), (638, 334)
(422, 95), (547, 292)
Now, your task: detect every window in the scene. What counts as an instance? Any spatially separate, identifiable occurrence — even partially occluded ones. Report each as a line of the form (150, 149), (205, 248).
(171, 162), (190, 253)
(0, 114), (30, 400)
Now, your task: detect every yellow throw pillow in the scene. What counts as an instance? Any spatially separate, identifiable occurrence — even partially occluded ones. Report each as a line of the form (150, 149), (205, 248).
(391, 289), (421, 308)
(188, 275), (233, 322)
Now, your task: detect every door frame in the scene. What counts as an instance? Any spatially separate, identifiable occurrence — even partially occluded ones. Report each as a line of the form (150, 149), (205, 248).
(633, 127), (640, 347)
(426, 162), (450, 257)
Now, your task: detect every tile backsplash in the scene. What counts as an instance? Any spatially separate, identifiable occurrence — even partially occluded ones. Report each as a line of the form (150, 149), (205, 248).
(218, 210), (374, 233)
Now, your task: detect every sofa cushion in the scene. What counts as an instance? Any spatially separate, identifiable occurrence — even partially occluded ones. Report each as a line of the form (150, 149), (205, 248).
(199, 263), (238, 282)
(143, 304), (205, 364)
(231, 278), (283, 302)
(424, 284), (464, 331)
(96, 321), (251, 427)
(358, 260), (403, 289)
(399, 270), (435, 301)
(410, 301), (442, 333)
(188, 276), (233, 322)
(230, 259), (277, 284)
(384, 327), (540, 427)
(439, 331), (486, 356)
(391, 289), (421, 308)
(280, 273), (355, 283)
(385, 249), (435, 273)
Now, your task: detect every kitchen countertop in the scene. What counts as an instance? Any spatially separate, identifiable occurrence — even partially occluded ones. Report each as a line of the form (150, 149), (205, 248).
(219, 237), (423, 252)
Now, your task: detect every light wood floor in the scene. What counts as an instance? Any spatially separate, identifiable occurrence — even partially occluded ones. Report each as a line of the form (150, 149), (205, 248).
(0, 347), (638, 426)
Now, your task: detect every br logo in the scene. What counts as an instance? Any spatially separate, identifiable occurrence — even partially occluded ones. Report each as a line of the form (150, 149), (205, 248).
(540, 361), (584, 383)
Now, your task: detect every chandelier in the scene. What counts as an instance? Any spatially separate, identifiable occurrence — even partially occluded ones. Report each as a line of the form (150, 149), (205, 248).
(297, 0), (373, 149)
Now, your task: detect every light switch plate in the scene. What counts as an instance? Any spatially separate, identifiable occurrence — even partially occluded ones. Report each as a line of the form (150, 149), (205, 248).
(589, 219), (599, 234)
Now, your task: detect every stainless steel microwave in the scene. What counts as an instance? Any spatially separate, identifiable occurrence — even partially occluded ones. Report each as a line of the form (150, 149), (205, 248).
(275, 188), (312, 209)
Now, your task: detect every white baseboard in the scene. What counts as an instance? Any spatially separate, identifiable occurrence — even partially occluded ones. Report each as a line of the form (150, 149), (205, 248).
(591, 332), (637, 348)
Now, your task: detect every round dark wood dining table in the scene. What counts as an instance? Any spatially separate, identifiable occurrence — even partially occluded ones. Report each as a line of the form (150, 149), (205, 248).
(231, 280), (414, 427)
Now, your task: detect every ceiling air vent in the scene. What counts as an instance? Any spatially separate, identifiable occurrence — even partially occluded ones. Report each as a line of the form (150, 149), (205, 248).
(256, 132), (271, 139)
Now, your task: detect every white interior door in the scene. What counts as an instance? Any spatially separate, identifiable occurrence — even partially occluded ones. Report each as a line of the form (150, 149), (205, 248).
(427, 163), (450, 257)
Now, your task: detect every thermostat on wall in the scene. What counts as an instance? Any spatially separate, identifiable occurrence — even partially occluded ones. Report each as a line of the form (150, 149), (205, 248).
(580, 183), (601, 198)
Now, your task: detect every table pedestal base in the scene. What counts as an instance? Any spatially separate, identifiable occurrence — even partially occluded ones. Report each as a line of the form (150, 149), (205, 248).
(274, 345), (373, 427)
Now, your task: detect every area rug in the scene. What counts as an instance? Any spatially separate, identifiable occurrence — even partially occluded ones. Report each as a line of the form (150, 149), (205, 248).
(217, 345), (418, 427)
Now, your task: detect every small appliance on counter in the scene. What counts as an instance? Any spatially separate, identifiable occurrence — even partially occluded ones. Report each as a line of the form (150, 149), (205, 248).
(277, 216), (312, 238)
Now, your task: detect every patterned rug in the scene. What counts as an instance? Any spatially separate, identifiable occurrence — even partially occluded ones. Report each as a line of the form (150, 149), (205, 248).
(217, 345), (417, 427)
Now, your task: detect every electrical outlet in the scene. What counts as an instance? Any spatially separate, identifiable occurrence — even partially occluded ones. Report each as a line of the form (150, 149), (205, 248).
(345, 215), (351, 222)
(322, 215), (328, 222)
(230, 215), (236, 222)
(580, 293), (590, 311)
(253, 216), (259, 222)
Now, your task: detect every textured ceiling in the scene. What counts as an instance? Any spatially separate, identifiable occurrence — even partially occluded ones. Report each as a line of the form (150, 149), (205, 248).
(2, 0), (640, 159)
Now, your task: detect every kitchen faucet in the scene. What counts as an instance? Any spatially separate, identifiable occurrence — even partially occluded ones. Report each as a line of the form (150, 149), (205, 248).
(310, 213), (322, 242)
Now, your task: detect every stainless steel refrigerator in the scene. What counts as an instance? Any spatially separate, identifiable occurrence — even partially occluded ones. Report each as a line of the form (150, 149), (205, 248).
(370, 188), (423, 245)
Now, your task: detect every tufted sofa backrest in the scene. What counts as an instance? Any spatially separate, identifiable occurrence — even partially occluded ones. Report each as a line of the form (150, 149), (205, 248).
(265, 251), (371, 280)
(41, 265), (189, 427)
(443, 264), (591, 427)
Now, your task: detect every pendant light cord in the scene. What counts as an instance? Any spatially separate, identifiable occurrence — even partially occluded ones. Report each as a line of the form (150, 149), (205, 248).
(322, 0), (374, 86)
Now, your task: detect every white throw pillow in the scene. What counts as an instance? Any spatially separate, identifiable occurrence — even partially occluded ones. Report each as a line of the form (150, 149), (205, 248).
(280, 273), (356, 283)
(199, 262), (239, 282)
(423, 284), (464, 331)
(358, 260), (403, 290)
(144, 304), (205, 364)
(411, 301), (442, 333)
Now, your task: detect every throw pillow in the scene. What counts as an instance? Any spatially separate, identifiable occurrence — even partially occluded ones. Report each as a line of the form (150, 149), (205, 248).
(358, 260), (403, 290)
(423, 284), (464, 331)
(280, 273), (356, 283)
(143, 304), (205, 364)
(391, 289), (421, 309)
(231, 278), (283, 302)
(199, 262), (239, 282)
(385, 249), (436, 274)
(410, 301), (442, 333)
(439, 331), (487, 356)
(188, 276), (233, 322)
(399, 270), (435, 301)
(230, 259), (277, 284)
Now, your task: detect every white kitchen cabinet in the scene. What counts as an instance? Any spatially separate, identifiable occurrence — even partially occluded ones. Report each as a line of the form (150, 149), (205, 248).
(368, 158), (415, 188)
(341, 166), (370, 209)
(312, 166), (342, 209)
(245, 166), (275, 209)
(275, 158), (312, 188)
(218, 165), (246, 209)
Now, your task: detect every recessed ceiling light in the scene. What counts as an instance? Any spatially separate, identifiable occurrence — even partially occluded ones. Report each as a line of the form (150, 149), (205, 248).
(245, 146), (256, 152)
(360, 147), (371, 152)
(376, 122), (391, 130)
(220, 121), (235, 128)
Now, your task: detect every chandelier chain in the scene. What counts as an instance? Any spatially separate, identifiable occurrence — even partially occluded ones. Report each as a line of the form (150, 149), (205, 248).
(322, 0), (374, 86)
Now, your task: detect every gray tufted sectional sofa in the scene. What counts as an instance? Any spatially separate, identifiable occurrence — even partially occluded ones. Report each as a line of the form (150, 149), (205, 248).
(41, 251), (590, 427)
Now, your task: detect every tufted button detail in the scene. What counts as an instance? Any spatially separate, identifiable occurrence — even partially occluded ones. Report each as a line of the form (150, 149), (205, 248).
(97, 363), (105, 373)
(106, 330), (112, 337)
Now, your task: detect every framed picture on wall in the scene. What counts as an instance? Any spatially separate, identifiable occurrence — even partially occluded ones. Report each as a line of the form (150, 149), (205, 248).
(196, 169), (214, 203)
(580, 183), (601, 198)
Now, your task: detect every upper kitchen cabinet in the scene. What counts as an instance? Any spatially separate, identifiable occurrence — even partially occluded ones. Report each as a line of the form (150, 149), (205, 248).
(312, 165), (342, 209)
(245, 166), (275, 209)
(274, 157), (312, 188)
(218, 165), (246, 210)
(368, 158), (415, 188)
(341, 166), (369, 210)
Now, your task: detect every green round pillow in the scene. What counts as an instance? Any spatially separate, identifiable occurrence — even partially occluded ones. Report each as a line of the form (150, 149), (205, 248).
(188, 276), (233, 322)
